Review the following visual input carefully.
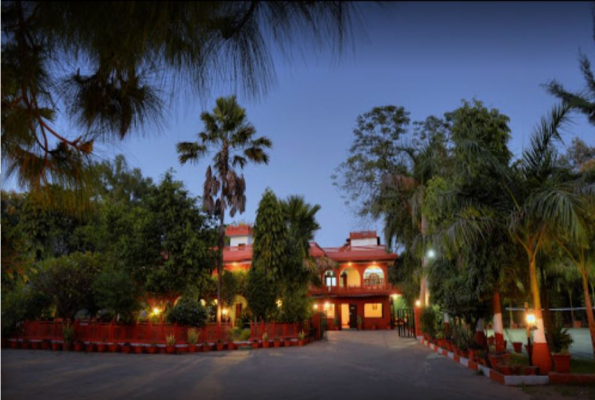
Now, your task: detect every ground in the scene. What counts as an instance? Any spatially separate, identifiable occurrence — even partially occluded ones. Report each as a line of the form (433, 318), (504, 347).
(1, 331), (591, 400)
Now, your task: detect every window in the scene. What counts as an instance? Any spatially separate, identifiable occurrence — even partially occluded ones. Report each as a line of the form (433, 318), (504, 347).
(364, 303), (382, 318)
(323, 302), (335, 318)
(324, 270), (336, 287)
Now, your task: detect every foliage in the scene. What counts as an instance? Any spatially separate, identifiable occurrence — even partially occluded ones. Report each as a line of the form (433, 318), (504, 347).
(246, 266), (277, 321)
(2, 1), (354, 198)
(92, 267), (141, 324)
(547, 323), (574, 354)
(452, 324), (474, 351)
(63, 323), (75, 343)
(221, 271), (238, 308)
(252, 189), (286, 280)
(166, 334), (176, 347)
(32, 252), (103, 320)
(1, 280), (51, 336)
(166, 297), (208, 327)
(419, 307), (439, 339)
(187, 328), (200, 345)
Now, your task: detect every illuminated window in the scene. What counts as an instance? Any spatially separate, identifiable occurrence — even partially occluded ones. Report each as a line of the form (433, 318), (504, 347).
(323, 303), (335, 318)
(324, 270), (336, 287)
(364, 303), (382, 318)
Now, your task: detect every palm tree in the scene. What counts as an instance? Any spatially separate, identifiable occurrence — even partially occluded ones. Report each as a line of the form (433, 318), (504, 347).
(177, 95), (271, 323)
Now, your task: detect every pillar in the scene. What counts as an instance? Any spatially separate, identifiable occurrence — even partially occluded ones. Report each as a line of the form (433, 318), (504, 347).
(444, 313), (450, 336)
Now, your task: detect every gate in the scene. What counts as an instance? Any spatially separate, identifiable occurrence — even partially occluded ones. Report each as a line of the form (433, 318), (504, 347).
(395, 309), (415, 338)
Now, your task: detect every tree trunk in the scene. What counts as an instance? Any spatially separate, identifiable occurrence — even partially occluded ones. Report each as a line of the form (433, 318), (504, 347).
(216, 201), (225, 324)
(538, 263), (554, 348)
(579, 263), (595, 358)
(528, 249), (552, 373)
(493, 292), (505, 352)
(419, 214), (429, 306)
(569, 289), (575, 324)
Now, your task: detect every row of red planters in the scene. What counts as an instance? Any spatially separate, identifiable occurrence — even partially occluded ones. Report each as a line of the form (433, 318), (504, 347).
(432, 338), (572, 374)
(8, 338), (314, 354)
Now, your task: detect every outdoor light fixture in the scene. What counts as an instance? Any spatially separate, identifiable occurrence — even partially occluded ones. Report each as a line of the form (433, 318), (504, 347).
(313, 304), (318, 310)
(276, 299), (283, 308)
(222, 308), (229, 315)
(415, 300), (421, 308)
(324, 302), (330, 310)
(526, 313), (536, 326)
(153, 307), (161, 315)
(427, 249), (436, 259)
(391, 294), (399, 300)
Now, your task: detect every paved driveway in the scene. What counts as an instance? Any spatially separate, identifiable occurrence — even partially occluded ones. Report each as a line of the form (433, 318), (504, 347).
(2, 331), (531, 400)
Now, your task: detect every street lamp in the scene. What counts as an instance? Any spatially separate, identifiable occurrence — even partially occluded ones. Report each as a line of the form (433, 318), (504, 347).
(415, 300), (421, 308)
(427, 249), (436, 259)
(525, 302), (537, 366)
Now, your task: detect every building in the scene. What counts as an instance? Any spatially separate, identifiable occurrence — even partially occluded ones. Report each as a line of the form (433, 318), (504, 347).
(221, 225), (400, 330)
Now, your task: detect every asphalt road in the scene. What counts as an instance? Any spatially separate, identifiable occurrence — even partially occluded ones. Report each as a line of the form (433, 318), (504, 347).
(2, 331), (532, 400)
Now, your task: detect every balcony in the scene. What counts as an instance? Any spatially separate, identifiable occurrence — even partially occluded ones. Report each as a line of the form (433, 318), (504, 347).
(309, 280), (397, 297)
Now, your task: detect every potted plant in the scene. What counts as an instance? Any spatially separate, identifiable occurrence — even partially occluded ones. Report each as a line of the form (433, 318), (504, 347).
(333, 317), (340, 331)
(498, 359), (521, 376)
(147, 342), (158, 354)
(166, 335), (176, 354)
(51, 341), (62, 351)
(85, 342), (96, 352)
(252, 339), (260, 349)
(357, 315), (363, 331)
(133, 344), (144, 354)
(487, 336), (495, 346)
(187, 328), (199, 353)
(262, 332), (269, 348)
(524, 366), (539, 375)
(549, 323), (573, 373)
(298, 330), (306, 346)
(108, 342), (120, 353)
(512, 341), (523, 353)
(274, 336), (281, 348)
(41, 339), (51, 350)
(203, 342), (211, 352)
(63, 323), (75, 352)
(216, 339), (225, 351)
(30, 340), (40, 350)
(96, 338), (107, 353)
(121, 342), (132, 354)
(284, 337), (292, 347)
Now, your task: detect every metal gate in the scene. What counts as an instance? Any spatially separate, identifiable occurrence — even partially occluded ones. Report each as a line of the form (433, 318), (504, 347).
(395, 309), (415, 338)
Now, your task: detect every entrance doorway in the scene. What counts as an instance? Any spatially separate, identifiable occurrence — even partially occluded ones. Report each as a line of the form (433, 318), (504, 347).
(341, 304), (349, 328)
(349, 303), (357, 328)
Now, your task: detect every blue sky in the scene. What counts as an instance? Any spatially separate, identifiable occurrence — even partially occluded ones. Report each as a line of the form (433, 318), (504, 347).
(6, 2), (595, 247)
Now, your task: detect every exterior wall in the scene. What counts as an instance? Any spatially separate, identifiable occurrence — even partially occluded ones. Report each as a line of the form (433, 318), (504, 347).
(230, 235), (253, 246)
(313, 296), (391, 331)
(350, 237), (378, 246)
(334, 262), (389, 288)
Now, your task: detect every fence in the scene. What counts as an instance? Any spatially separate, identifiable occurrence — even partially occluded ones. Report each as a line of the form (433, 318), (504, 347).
(14, 320), (307, 343)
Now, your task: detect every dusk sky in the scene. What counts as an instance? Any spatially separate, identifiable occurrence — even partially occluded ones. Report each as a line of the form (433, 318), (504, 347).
(6, 2), (595, 247)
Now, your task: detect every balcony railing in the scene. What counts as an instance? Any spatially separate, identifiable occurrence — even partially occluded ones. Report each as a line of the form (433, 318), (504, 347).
(309, 282), (397, 296)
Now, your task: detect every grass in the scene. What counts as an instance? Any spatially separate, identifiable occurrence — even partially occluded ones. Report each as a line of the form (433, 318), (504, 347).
(521, 385), (595, 399)
(508, 353), (594, 375)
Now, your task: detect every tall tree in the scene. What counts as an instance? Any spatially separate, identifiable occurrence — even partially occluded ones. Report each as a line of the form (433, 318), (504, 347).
(177, 95), (271, 322)
(1, 1), (355, 198)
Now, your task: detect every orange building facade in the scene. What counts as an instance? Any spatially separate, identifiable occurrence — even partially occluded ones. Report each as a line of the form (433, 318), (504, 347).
(221, 226), (400, 330)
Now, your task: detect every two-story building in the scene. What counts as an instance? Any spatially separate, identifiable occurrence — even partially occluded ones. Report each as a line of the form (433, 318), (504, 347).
(221, 225), (400, 330)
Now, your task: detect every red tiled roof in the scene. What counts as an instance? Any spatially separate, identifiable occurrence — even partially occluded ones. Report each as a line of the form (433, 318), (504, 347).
(349, 231), (377, 239)
(322, 245), (398, 262)
(225, 224), (252, 236)
(223, 244), (253, 263)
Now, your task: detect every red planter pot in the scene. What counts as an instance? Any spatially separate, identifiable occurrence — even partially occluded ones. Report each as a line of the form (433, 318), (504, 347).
(21, 341), (30, 350)
(9, 341), (19, 349)
(298, 340), (304, 347)
(63, 342), (72, 352)
(216, 343), (225, 351)
(487, 336), (495, 346)
(524, 366), (539, 375)
(274, 340), (281, 348)
(203, 344), (211, 352)
(251, 341), (260, 349)
(228, 342), (236, 350)
(73, 342), (84, 352)
(108, 344), (119, 353)
(552, 353), (571, 373)
(121, 345), (131, 354)
(188, 344), (197, 353)
(51, 342), (62, 351)
(146, 346), (157, 354)
(86, 343), (95, 352)
(30, 341), (40, 350)
(498, 365), (521, 376)
(512, 342), (523, 353)
(41, 341), (51, 350)
(133, 345), (144, 354)
(166, 345), (175, 354)
(284, 340), (292, 348)
(262, 341), (269, 349)
(177, 346), (188, 354)
(488, 353), (509, 370)
(96, 343), (107, 353)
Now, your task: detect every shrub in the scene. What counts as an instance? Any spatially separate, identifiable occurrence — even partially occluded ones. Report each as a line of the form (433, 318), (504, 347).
(1, 281), (51, 336)
(93, 268), (141, 323)
(419, 307), (438, 339)
(166, 334), (176, 346)
(167, 297), (207, 326)
(187, 328), (200, 345)
(547, 323), (573, 354)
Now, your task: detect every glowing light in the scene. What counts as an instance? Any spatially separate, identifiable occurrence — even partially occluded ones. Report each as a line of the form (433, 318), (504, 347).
(276, 299), (283, 308)
(200, 299), (206, 306)
(526, 313), (536, 325)
(415, 300), (421, 308)
(222, 308), (229, 316)
(427, 249), (436, 259)
(213, 299), (218, 305)
(152, 307), (161, 315)
(391, 294), (399, 300)
(313, 304), (318, 310)
(324, 302), (330, 310)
